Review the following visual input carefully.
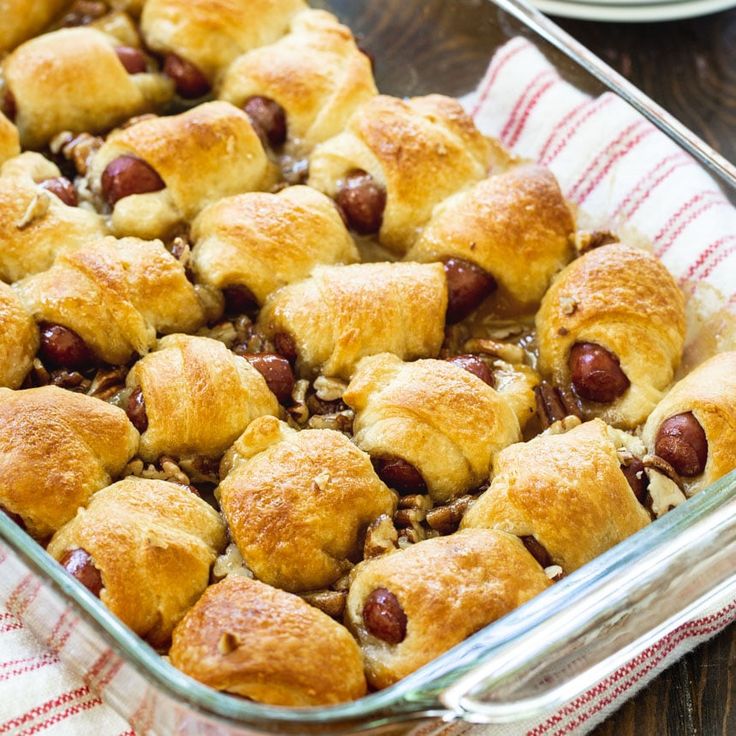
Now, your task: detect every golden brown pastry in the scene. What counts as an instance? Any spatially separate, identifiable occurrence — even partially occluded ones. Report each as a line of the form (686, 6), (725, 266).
(141, 0), (307, 97)
(218, 416), (396, 592)
(218, 9), (377, 152)
(308, 94), (499, 254)
(48, 478), (227, 647)
(536, 244), (686, 429)
(0, 113), (20, 166)
(170, 575), (366, 705)
(88, 101), (275, 240)
(642, 351), (736, 496)
(345, 529), (550, 689)
(125, 334), (279, 462)
(0, 386), (138, 539)
(258, 262), (448, 379)
(0, 153), (107, 283)
(2, 28), (173, 150)
(462, 419), (652, 572)
(0, 281), (38, 389)
(14, 236), (210, 367)
(0, 0), (71, 54)
(406, 165), (575, 308)
(343, 353), (521, 502)
(190, 185), (359, 307)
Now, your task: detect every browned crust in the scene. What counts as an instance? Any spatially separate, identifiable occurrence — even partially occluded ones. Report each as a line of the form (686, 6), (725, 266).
(0, 386), (139, 538)
(170, 575), (366, 705)
(219, 416), (396, 591)
(47, 477), (227, 647)
(343, 354), (520, 501)
(126, 335), (279, 461)
(462, 419), (651, 571)
(345, 529), (550, 689)
(3, 28), (172, 149)
(407, 165), (574, 305)
(536, 243), (686, 428)
(642, 351), (736, 493)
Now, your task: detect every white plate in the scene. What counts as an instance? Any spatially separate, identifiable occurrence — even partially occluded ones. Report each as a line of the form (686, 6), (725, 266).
(534, 0), (736, 20)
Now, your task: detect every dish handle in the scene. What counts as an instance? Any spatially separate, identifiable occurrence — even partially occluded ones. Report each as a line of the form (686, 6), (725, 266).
(430, 470), (736, 726)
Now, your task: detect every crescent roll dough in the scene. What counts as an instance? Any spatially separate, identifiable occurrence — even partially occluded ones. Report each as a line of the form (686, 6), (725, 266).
(47, 478), (227, 647)
(170, 576), (367, 705)
(0, 153), (107, 283)
(219, 416), (396, 592)
(642, 351), (736, 495)
(0, 386), (138, 539)
(308, 94), (497, 253)
(0, 0), (71, 54)
(406, 166), (575, 306)
(258, 262), (448, 379)
(89, 101), (276, 240)
(0, 114), (20, 166)
(141, 0), (307, 82)
(536, 244), (686, 428)
(343, 354), (521, 502)
(0, 281), (38, 389)
(462, 419), (652, 572)
(190, 185), (358, 305)
(218, 9), (377, 151)
(3, 28), (173, 149)
(345, 529), (550, 689)
(126, 334), (279, 462)
(14, 236), (208, 366)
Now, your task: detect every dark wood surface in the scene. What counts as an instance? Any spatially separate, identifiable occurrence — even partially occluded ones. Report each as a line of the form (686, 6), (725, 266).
(556, 12), (736, 734)
(557, 11), (736, 164)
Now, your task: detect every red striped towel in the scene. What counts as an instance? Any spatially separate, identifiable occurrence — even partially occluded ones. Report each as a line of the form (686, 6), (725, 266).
(1, 36), (735, 736)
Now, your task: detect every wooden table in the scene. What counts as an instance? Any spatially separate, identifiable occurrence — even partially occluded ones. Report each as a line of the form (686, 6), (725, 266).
(556, 10), (736, 734)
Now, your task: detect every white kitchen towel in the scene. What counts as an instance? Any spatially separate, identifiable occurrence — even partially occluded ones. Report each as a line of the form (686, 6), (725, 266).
(1, 35), (735, 736)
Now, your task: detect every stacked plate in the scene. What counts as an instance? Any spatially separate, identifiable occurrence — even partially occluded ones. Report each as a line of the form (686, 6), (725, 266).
(534, 0), (735, 21)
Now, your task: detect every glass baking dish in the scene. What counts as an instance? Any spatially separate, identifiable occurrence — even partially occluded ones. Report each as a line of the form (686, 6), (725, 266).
(2, 0), (736, 733)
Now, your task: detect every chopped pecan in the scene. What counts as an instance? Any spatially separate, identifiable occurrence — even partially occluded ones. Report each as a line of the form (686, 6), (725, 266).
(301, 590), (347, 619)
(642, 454), (684, 491)
(313, 375), (347, 402)
(16, 190), (51, 229)
(463, 338), (526, 365)
(170, 235), (192, 267)
(556, 383), (583, 419)
(425, 495), (476, 535)
(398, 494), (433, 513)
(86, 366), (127, 400)
(123, 456), (191, 486)
(179, 455), (220, 484)
(397, 527), (425, 547)
(50, 369), (90, 391)
(535, 381), (567, 428)
(279, 155), (310, 186)
(573, 230), (619, 256)
(49, 131), (103, 176)
(212, 543), (254, 581)
(363, 514), (398, 559)
(544, 415), (582, 437)
(394, 508), (425, 530)
(306, 393), (348, 416)
(288, 379), (310, 425)
(307, 410), (354, 433)
(332, 572), (353, 592)
(217, 632), (241, 655)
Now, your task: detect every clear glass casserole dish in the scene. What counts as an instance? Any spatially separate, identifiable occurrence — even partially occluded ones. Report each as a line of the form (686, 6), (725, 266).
(2, 0), (736, 733)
